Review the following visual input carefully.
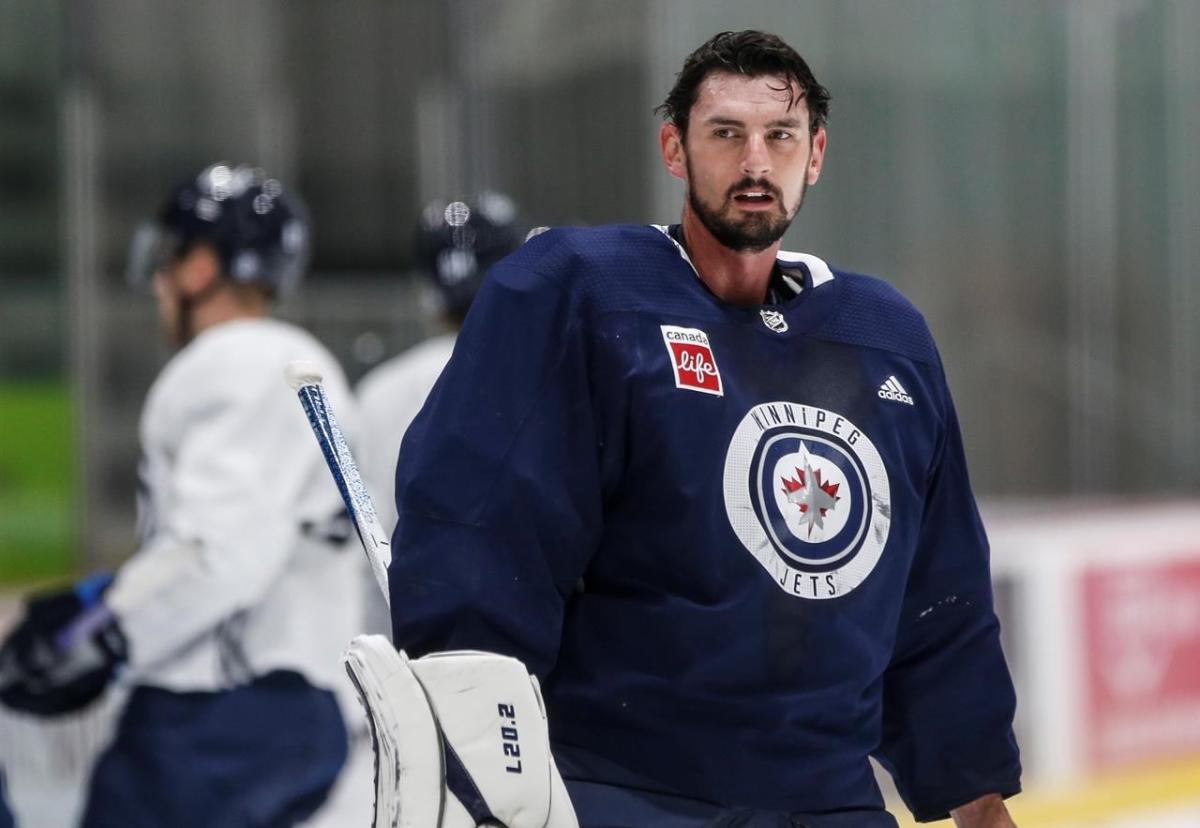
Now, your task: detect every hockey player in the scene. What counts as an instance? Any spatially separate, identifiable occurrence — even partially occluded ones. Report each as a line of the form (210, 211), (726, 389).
(307, 196), (523, 828)
(0, 164), (363, 827)
(384, 30), (1021, 828)
(357, 192), (522, 534)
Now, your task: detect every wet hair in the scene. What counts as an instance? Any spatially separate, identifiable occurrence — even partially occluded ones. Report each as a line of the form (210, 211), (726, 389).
(656, 30), (831, 139)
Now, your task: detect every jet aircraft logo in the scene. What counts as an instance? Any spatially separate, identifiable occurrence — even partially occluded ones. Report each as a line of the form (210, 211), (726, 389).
(723, 402), (891, 600)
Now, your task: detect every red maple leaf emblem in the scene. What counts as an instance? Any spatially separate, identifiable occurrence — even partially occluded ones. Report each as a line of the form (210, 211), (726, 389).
(781, 466), (841, 516)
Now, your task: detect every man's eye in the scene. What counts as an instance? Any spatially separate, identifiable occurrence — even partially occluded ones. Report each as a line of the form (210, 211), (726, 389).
(769, 130), (793, 141)
(714, 128), (737, 139)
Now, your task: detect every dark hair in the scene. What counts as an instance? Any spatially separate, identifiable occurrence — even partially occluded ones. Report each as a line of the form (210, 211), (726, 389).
(656, 30), (830, 139)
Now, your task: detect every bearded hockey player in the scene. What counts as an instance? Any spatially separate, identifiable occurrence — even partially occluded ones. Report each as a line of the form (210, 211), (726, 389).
(377, 30), (1022, 828)
(0, 164), (363, 827)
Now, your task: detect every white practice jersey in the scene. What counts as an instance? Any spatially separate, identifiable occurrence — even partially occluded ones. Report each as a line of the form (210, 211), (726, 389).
(355, 333), (457, 534)
(105, 317), (364, 695)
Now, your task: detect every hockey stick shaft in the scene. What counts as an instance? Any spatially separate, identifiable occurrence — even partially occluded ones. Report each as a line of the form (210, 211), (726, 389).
(286, 361), (392, 610)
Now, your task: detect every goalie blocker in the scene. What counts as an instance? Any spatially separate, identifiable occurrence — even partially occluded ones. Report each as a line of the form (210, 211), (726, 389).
(343, 634), (578, 828)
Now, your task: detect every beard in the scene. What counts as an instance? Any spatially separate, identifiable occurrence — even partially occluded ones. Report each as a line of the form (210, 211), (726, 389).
(685, 158), (807, 253)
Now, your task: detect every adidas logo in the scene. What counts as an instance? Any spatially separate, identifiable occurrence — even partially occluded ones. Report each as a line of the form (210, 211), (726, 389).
(878, 375), (914, 405)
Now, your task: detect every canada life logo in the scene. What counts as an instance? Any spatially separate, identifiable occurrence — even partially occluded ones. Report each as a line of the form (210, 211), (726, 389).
(661, 325), (723, 396)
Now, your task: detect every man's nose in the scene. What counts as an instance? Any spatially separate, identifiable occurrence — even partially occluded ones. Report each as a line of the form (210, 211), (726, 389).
(740, 134), (771, 178)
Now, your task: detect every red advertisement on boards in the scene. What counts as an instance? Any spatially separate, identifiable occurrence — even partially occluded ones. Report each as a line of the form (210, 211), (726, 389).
(1083, 557), (1200, 768)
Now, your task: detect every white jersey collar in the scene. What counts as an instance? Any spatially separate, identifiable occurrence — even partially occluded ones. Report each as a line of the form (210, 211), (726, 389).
(650, 224), (835, 294)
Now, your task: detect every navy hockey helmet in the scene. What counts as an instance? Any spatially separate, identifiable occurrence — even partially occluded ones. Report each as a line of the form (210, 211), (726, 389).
(414, 191), (521, 320)
(128, 163), (310, 296)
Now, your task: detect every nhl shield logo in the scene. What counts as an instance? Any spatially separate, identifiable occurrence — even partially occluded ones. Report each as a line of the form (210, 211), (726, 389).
(760, 309), (788, 333)
(723, 402), (891, 599)
(661, 325), (723, 396)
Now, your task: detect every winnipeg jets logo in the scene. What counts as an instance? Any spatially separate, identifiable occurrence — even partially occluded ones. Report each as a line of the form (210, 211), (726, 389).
(760, 309), (788, 333)
(779, 443), (845, 538)
(661, 325), (722, 396)
(723, 402), (891, 600)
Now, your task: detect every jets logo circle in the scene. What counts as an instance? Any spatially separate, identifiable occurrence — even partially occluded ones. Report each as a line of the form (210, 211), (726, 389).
(723, 402), (891, 600)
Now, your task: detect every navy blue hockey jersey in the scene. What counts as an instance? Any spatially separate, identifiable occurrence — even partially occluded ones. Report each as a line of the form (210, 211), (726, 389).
(389, 224), (1020, 823)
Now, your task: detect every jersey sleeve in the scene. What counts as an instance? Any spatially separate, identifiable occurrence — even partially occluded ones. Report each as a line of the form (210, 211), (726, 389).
(105, 352), (322, 671)
(874, 363), (1022, 821)
(389, 253), (604, 679)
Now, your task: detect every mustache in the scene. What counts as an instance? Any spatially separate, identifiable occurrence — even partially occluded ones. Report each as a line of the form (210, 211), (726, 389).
(726, 178), (782, 202)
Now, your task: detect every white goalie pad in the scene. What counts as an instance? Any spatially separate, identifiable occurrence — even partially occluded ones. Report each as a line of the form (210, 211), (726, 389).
(343, 634), (579, 828)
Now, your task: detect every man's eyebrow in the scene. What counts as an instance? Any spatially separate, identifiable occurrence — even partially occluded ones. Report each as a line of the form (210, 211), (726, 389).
(701, 116), (804, 129)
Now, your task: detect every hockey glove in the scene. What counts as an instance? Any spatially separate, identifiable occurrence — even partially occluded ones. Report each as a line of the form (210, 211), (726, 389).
(0, 573), (127, 716)
(344, 634), (579, 828)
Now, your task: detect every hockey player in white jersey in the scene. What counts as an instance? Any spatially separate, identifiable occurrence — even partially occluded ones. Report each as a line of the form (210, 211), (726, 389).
(356, 191), (522, 533)
(0, 164), (363, 827)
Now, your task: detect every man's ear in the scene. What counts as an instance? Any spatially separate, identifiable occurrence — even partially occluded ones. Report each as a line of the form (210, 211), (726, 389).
(660, 122), (688, 182)
(806, 127), (827, 186)
(176, 244), (223, 297)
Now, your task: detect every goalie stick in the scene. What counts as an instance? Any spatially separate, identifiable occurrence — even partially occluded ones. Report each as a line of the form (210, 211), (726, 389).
(284, 361), (392, 610)
(285, 361), (410, 823)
